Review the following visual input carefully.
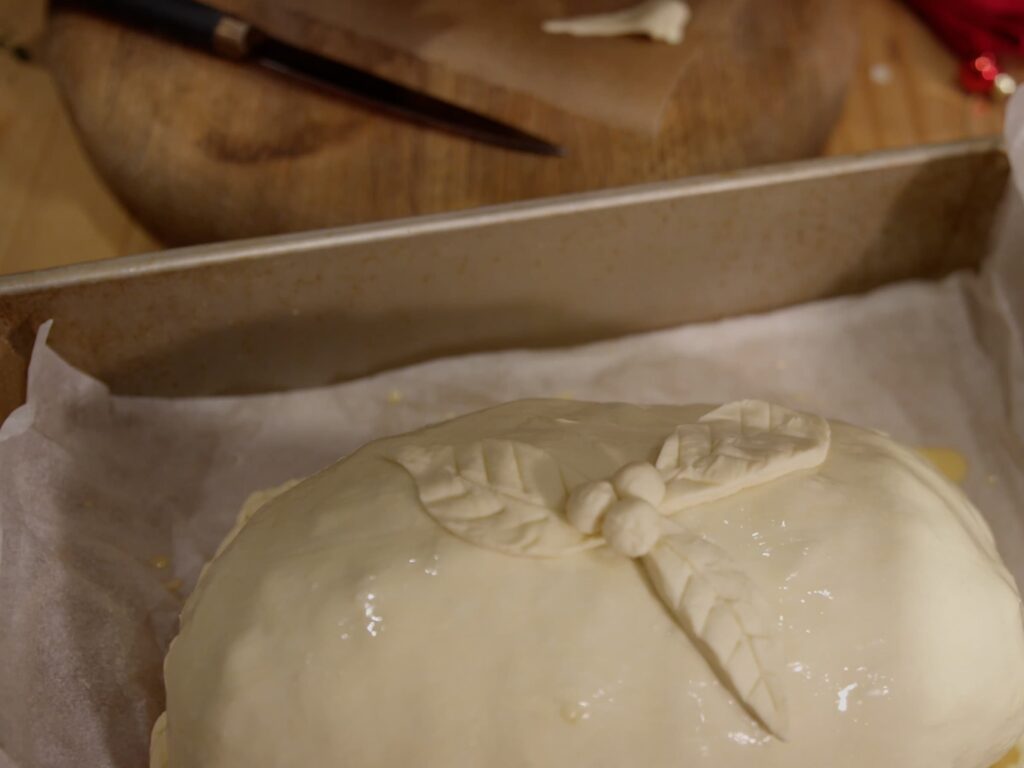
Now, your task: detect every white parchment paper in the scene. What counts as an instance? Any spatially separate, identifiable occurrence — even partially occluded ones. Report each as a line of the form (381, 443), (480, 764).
(1, 100), (1023, 766)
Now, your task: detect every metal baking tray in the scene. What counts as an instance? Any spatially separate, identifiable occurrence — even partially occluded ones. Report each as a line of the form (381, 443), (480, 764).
(0, 139), (1009, 422)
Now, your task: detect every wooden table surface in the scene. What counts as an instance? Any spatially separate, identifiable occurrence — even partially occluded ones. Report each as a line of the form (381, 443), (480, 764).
(0, 0), (1009, 277)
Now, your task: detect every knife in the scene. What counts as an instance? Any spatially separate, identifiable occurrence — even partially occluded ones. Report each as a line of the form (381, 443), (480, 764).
(70, 0), (564, 157)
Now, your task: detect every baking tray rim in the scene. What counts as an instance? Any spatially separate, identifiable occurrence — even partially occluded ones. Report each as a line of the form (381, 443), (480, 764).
(0, 137), (1005, 297)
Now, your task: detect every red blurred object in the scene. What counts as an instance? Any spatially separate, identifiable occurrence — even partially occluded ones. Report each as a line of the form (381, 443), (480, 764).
(905, 0), (1023, 95)
(904, 0), (1024, 59)
(960, 53), (1001, 92)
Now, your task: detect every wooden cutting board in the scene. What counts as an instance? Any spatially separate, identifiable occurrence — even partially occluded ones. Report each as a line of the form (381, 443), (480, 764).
(43, 0), (856, 245)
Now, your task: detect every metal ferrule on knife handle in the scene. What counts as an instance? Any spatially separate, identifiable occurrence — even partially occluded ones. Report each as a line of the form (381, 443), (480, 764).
(212, 15), (262, 59)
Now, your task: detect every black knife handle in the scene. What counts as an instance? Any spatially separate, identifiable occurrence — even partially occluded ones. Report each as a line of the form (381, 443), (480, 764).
(74, 0), (258, 58)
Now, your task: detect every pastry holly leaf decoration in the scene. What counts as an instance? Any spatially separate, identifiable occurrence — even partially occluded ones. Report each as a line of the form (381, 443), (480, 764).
(392, 400), (832, 740)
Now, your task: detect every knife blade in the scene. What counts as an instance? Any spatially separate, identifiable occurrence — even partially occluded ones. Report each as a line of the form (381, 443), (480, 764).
(72, 0), (564, 157)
